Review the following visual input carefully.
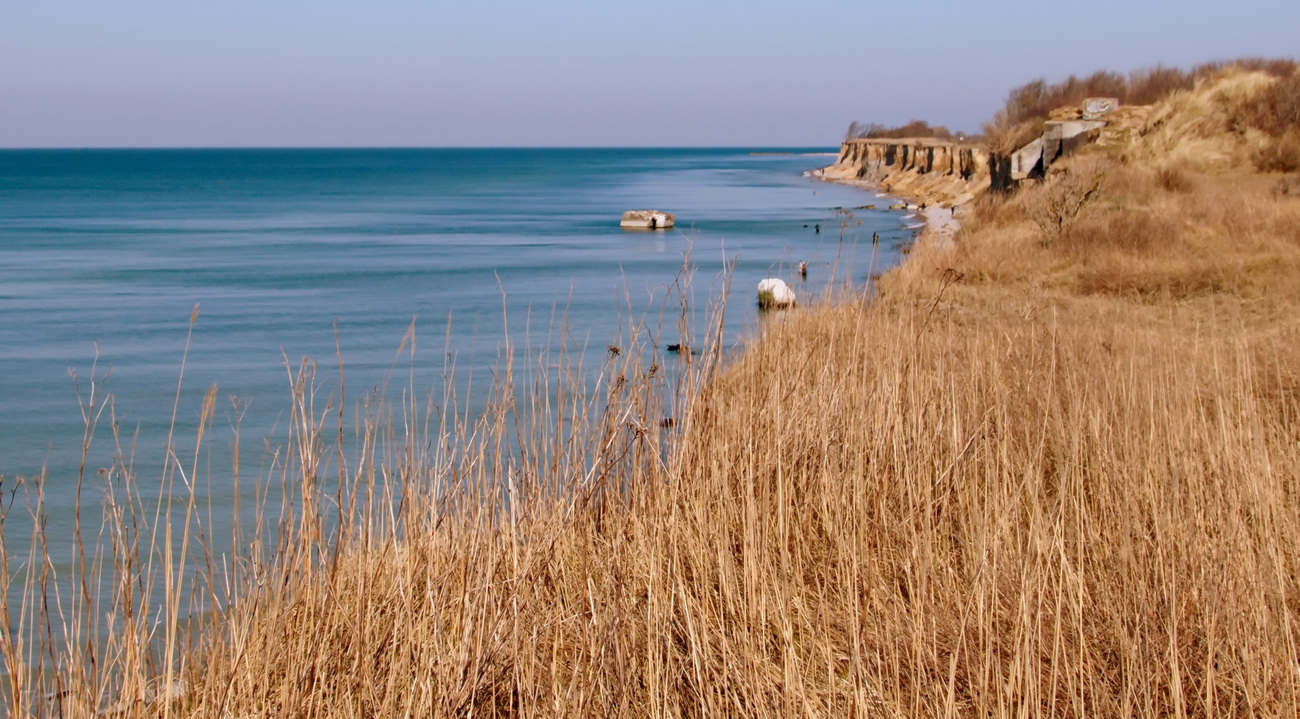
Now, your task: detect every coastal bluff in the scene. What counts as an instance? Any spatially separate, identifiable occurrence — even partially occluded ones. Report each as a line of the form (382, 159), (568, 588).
(818, 138), (989, 206)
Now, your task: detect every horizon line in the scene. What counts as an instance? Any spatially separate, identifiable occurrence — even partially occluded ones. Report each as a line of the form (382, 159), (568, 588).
(0, 144), (843, 151)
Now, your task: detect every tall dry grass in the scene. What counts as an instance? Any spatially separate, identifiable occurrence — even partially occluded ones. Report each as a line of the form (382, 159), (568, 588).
(901, 151), (1300, 304)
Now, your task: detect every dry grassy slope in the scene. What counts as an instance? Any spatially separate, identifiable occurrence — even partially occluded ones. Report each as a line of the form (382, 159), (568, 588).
(886, 68), (1300, 307)
(684, 66), (1300, 714)
(1123, 71), (1279, 170)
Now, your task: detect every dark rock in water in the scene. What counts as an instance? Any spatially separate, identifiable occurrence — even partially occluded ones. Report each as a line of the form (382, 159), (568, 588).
(666, 343), (688, 354)
(659, 417), (676, 428)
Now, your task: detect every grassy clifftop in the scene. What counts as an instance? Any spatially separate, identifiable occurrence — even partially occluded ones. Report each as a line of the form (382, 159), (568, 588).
(893, 66), (1300, 302)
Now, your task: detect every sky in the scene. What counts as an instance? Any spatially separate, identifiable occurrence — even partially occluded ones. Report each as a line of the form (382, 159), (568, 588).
(2, 0), (1297, 147)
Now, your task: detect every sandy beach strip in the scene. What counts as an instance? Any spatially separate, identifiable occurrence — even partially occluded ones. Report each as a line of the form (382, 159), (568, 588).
(814, 172), (964, 250)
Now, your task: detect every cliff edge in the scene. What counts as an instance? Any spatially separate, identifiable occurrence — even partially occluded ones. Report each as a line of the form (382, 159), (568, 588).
(818, 138), (990, 207)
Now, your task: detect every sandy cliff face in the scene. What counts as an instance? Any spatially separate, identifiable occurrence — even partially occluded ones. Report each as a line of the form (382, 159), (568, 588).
(821, 138), (990, 206)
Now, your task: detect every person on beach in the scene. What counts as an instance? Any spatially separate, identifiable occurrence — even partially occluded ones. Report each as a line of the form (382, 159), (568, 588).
(814, 223), (820, 234)
(872, 231), (879, 244)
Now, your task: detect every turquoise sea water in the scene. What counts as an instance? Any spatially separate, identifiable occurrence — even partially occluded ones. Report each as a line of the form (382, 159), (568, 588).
(0, 148), (912, 533)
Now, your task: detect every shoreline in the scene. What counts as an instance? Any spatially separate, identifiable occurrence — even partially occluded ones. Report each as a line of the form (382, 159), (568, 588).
(810, 135), (989, 253)
(812, 170), (966, 250)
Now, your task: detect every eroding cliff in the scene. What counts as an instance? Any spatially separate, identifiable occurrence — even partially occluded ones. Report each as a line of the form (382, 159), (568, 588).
(819, 138), (990, 206)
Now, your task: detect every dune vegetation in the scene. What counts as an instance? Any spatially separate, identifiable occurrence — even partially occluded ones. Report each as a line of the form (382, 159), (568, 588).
(4, 62), (1300, 717)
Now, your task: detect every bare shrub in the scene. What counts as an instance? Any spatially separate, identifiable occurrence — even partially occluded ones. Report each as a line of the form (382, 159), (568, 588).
(1254, 131), (1300, 172)
(1239, 72), (1300, 136)
(1127, 64), (1194, 104)
(846, 119), (961, 141)
(983, 119), (1045, 155)
(844, 121), (883, 140)
(1021, 161), (1110, 243)
(1274, 173), (1300, 197)
(1155, 164), (1194, 192)
(996, 71), (1125, 125)
(1218, 57), (1300, 79)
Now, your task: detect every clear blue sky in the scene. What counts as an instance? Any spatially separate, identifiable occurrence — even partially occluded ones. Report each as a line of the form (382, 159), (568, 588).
(3, 0), (1297, 147)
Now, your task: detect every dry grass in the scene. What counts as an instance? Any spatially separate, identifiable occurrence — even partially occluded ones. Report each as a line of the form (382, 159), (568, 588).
(931, 159), (1300, 302)
(1275, 174), (1300, 198)
(5, 66), (1300, 718)
(1253, 131), (1300, 173)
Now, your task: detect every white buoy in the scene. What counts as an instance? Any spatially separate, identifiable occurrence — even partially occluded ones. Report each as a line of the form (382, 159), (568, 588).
(757, 278), (796, 309)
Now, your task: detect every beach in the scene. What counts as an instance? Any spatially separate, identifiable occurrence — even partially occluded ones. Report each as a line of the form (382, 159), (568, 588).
(812, 164), (970, 251)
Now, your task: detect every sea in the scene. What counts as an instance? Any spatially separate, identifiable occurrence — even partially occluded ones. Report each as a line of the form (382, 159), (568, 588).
(0, 148), (912, 553)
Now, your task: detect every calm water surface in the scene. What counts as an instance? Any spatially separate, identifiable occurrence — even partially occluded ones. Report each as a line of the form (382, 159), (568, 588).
(0, 148), (914, 532)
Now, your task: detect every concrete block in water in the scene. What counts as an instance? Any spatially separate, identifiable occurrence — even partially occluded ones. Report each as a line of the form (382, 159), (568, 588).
(620, 210), (675, 230)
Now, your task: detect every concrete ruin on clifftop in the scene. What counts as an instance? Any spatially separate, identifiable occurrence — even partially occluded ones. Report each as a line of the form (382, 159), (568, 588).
(1007, 98), (1119, 183)
(822, 98), (1145, 203)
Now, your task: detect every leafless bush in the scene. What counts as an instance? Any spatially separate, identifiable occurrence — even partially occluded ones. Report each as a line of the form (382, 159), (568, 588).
(1241, 72), (1300, 136)
(846, 119), (961, 141)
(1156, 164), (1194, 192)
(1274, 173), (1300, 198)
(1022, 161), (1110, 243)
(1254, 131), (1300, 173)
(1127, 64), (1196, 105)
(844, 121), (884, 140)
(1216, 57), (1300, 79)
(982, 119), (1044, 156)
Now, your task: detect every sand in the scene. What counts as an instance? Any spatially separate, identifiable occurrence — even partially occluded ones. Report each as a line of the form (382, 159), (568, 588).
(919, 204), (961, 248)
(814, 172), (963, 250)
